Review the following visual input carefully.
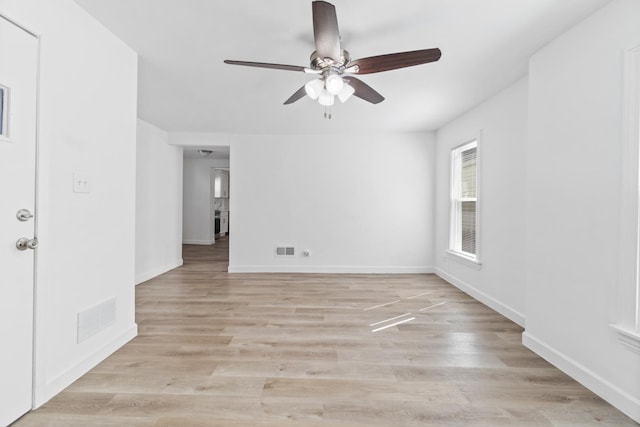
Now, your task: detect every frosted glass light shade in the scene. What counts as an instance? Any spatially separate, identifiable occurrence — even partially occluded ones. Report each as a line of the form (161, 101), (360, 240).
(325, 74), (344, 95)
(318, 90), (335, 106)
(338, 83), (355, 103)
(304, 79), (324, 100)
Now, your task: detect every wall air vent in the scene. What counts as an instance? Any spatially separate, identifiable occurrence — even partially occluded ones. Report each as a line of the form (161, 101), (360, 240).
(275, 246), (295, 257)
(77, 297), (117, 343)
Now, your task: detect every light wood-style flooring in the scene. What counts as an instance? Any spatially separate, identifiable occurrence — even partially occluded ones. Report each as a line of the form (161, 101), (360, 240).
(14, 237), (638, 426)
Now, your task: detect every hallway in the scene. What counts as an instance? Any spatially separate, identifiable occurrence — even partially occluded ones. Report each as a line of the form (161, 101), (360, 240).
(182, 236), (230, 272)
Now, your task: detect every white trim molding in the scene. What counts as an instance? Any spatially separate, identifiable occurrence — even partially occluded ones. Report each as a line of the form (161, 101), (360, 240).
(523, 332), (640, 424)
(36, 324), (137, 408)
(616, 44), (640, 348)
(610, 324), (640, 355)
(228, 265), (435, 274)
(135, 259), (183, 285)
(435, 268), (524, 327)
(445, 250), (482, 270)
(182, 239), (215, 245)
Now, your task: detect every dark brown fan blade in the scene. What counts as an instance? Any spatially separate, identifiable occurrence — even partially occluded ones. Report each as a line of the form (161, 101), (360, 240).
(343, 76), (384, 104)
(312, 1), (341, 61)
(349, 48), (441, 74)
(224, 60), (307, 72)
(284, 86), (308, 105)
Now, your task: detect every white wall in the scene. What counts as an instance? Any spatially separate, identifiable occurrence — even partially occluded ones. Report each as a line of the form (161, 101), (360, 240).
(222, 133), (436, 273)
(525, 0), (640, 421)
(0, 0), (138, 406)
(136, 119), (183, 284)
(5, 0), (631, 420)
(434, 78), (528, 326)
(182, 156), (230, 245)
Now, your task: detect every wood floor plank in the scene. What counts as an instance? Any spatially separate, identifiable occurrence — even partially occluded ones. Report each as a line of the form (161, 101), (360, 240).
(13, 237), (638, 426)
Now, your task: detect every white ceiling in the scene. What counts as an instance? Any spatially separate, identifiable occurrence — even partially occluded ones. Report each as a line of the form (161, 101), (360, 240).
(75, 0), (611, 134)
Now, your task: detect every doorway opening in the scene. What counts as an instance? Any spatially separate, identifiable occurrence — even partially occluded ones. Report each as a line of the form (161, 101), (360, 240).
(182, 146), (230, 270)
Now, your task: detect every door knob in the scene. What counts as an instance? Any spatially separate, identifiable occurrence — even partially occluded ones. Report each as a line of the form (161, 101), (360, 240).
(16, 209), (34, 222)
(16, 237), (38, 251)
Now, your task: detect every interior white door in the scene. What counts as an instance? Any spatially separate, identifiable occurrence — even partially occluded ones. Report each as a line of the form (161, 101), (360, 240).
(0, 15), (38, 427)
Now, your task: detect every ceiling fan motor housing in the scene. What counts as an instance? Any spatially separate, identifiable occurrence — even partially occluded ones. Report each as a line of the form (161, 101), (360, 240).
(310, 49), (350, 71)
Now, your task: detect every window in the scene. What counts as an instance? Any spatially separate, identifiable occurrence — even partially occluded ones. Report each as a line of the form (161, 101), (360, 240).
(0, 85), (7, 138)
(450, 140), (478, 261)
(613, 44), (640, 353)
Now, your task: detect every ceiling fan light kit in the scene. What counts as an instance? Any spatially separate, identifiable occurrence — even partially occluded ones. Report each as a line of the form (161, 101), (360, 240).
(224, 0), (441, 118)
(304, 79), (324, 100)
(198, 149), (214, 157)
(325, 74), (344, 95)
(338, 83), (355, 103)
(318, 90), (335, 107)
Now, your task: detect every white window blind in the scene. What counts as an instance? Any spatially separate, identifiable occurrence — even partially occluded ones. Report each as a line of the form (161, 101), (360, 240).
(0, 86), (7, 138)
(450, 140), (478, 259)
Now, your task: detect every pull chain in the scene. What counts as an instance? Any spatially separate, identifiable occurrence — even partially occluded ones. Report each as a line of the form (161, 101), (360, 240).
(324, 105), (332, 119)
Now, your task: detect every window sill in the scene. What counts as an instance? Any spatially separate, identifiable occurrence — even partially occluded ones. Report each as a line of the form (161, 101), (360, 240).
(610, 324), (640, 355)
(446, 250), (482, 270)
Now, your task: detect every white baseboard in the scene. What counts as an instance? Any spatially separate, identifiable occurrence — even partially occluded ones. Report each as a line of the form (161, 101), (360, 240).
(182, 239), (215, 245)
(523, 332), (640, 423)
(38, 324), (137, 408)
(228, 265), (435, 274)
(135, 259), (183, 285)
(435, 268), (525, 327)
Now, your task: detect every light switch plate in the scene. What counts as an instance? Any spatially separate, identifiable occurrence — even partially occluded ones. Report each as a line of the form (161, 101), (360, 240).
(73, 173), (91, 193)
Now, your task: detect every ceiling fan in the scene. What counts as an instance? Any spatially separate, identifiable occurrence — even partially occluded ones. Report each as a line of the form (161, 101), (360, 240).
(224, 0), (441, 117)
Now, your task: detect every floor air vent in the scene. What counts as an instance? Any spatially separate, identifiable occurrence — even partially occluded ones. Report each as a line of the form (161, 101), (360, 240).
(275, 246), (295, 257)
